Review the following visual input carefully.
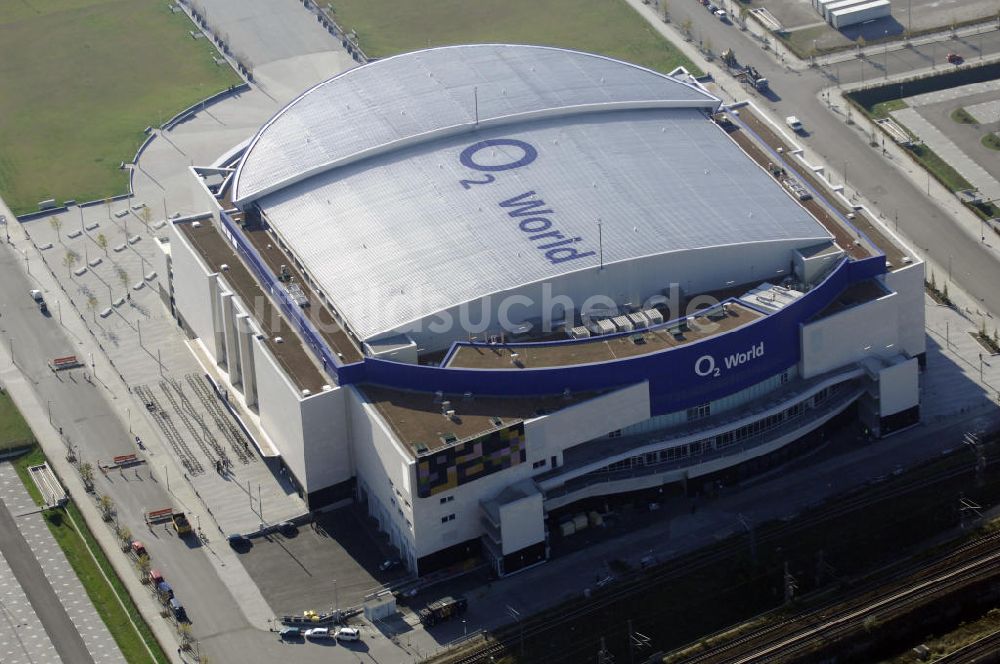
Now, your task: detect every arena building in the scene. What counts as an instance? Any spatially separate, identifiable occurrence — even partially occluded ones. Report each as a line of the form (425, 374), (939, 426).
(155, 44), (925, 576)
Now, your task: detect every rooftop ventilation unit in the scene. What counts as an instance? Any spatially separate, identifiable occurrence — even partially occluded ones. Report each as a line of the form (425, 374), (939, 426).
(644, 308), (664, 325)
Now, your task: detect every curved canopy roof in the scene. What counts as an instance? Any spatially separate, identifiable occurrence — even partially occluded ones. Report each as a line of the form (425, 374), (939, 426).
(232, 44), (720, 203)
(233, 45), (831, 344)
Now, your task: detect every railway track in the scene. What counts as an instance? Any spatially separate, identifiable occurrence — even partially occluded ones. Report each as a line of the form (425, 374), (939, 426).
(426, 450), (1000, 664)
(185, 373), (253, 464)
(157, 380), (220, 465)
(937, 628), (1000, 663)
(168, 378), (229, 463)
(709, 546), (1000, 663)
(134, 384), (204, 475)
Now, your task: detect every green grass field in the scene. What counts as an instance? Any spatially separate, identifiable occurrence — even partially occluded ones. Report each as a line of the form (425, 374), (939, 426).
(326, 0), (700, 76)
(0, 0), (239, 215)
(13, 446), (169, 664)
(0, 391), (34, 452)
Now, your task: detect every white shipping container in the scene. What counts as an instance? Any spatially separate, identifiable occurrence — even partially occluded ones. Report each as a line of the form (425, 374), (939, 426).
(830, 0), (891, 28)
(823, 0), (869, 21)
(815, 0), (848, 14)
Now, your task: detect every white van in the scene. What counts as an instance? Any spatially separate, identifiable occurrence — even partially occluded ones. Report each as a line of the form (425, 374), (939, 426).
(336, 627), (361, 642)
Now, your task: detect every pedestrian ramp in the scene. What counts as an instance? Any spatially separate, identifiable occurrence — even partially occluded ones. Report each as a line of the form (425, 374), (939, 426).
(28, 462), (67, 508)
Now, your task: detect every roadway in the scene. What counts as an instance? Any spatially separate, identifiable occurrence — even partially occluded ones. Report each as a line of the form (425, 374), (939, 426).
(638, 0), (1000, 317)
(0, 496), (95, 664)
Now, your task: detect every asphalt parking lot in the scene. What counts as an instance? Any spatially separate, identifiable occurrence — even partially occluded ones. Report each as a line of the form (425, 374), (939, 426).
(236, 506), (409, 615)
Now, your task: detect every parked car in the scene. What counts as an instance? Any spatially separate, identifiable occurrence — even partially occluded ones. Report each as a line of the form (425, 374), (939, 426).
(148, 569), (164, 586)
(946, 52), (963, 64)
(715, 8), (728, 20)
(169, 598), (187, 622)
(278, 627), (302, 640)
(130, 541), (148, 558)
(29, 289), (48, 314)
(304, 627), (333, 639)
(157, 581), (174, 599)
(336, 627), (361, 642)
(227, 533), (251, 549)
(785, 115), (803, 132)
(379, 558), (400, 572)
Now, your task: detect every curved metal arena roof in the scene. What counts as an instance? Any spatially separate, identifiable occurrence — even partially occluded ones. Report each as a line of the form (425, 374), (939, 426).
(233, 45), (832, 343)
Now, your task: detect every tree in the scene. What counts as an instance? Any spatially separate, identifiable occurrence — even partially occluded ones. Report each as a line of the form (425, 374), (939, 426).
(177, 622), (194, 646)
(857, 35), (866, 52)
(680, 17), (693, 38)
(136, 553), (151, 582)
(116, 266), (129, 291)
(98, 493), (115, 521)
(80, 462), (95, 492)
(49, 216), (63, 242)
(104, 198), (113, 222)
(660, 1), (670, 22)
(87, 295), (98, 322)
(63, 250), (78, 277)
(96, 233), (108, 256)
(139, 206), (152, 229)
(704, 36), (714, 56)
(118, 523), (132, 549)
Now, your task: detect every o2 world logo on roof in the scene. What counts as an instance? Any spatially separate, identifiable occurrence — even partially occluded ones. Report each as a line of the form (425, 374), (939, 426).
(695, 342), (766, 378)
(458, 138), (595, 266)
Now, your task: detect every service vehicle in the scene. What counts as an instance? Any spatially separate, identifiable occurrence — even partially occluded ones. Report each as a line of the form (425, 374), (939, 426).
(304, 627), (333, 639)
(227, 533), (250, 549)
(418, 595), (468, 627)
(171, 512), (192, 535)
(336, 627), (361, 642)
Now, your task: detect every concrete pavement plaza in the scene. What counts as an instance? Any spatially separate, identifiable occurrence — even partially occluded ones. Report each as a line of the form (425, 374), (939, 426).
(0, 463), (125, 664)
(888, 77), (1000, 204)
(0, 537), (62, 664)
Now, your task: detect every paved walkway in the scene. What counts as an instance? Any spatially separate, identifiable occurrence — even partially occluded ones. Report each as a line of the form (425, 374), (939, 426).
(0, 464), (126, 664)
(891, 107), (1000, 201)
(904, 78), (1000, 108)
(0, 511), (63, 664)
(23, 210), (307, 535)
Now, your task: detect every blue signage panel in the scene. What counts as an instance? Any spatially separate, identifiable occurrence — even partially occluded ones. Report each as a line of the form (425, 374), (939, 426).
(339, 256), (886, 416)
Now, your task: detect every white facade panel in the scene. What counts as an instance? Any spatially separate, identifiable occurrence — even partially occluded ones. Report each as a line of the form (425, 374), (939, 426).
(499, 492), (545, 555)
(525, 382), (651, 466)
(169, 223), (222, 359)
(882, 261), (926, 359)
(878, 357), (919, 417)
(252, 336), (352, 496)
(800, 292), (899, 378)
(347, 389), (418, 567)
